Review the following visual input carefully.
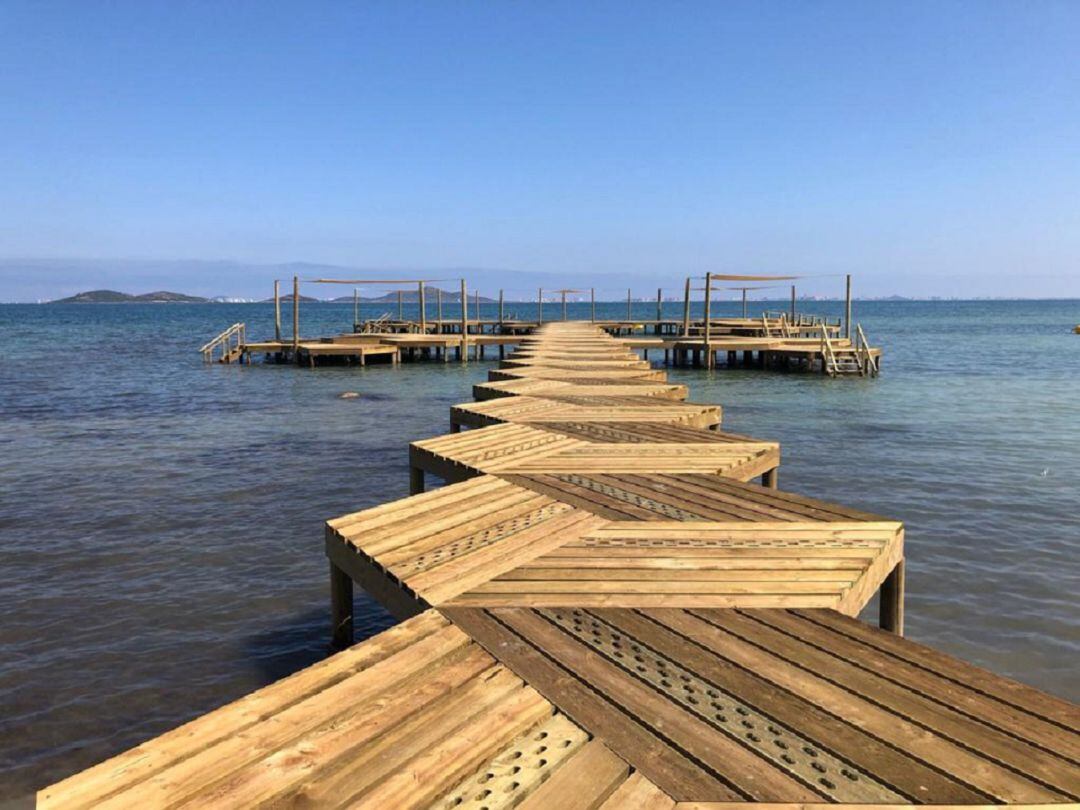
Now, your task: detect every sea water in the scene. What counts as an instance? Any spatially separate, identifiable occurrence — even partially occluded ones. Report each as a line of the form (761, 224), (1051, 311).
(1, 299), (1078, 796)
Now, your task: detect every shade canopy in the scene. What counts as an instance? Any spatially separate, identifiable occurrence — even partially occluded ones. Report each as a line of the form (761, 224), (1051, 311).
(308, 278), (446, 284)
(705, 273), (800, 281)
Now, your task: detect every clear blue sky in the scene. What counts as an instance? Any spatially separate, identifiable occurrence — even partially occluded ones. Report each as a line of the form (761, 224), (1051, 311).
(2, 1), (1079, 299)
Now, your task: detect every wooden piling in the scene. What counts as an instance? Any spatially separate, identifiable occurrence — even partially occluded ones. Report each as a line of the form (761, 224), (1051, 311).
(292, 275), (299, 354)
(460, 279), (468, 363)
(590, 288), (595, 322)
(418, 282), (426, 334)
(880, 559), (905, 635)
(274, 280), (282, 341)
(437, 288), (443, 331)
(329, 560), (353, 649)
(703, 272), (713, 368)
(681, 277), (691, 337)
(537, 288), (543, 324)
(409, 466), (425, 495)
(498, 289), (504, 326)
(845, 273), (853, 340)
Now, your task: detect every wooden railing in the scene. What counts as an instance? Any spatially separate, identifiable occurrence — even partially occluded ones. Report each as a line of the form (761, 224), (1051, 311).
(820, 324), (840, 376)
(199, 323), (245, 363)
(357, 313), (392, 334)
(856, 323), (879, 377)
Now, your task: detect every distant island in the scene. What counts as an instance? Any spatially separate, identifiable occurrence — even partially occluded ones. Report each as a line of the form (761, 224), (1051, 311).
(50, 289), (210, 303)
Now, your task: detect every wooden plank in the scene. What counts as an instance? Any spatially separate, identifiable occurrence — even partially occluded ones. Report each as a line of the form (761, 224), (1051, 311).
(515, 740), (629, 810)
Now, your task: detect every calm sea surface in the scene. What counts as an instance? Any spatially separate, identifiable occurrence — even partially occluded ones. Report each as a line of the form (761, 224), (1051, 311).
(1, 299), (1078, 797)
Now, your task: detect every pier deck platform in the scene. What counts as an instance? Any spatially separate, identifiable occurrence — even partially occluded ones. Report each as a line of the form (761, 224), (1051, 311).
(46, 605), (1080, 807)
(409, 423), (779, 488)
(450, 394), (723, 431)
(326, 472), (902, 622)
(474, 376), (691, 401)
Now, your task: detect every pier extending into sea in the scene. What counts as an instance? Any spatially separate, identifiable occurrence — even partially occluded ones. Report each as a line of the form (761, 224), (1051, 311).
(44, 322), (1078, 808)
(201, 274), (883, 376)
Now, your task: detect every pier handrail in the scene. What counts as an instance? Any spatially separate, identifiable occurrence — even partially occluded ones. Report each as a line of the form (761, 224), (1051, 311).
(820, 323), (839, 376)
(199, 322), (245, 363)
(856, 323), (879, 377)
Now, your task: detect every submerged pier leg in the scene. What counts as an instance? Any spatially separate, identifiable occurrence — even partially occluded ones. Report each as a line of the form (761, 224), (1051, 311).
(330, 562), (354, 650)
(879, 560), (906, 636)
(409, 466), (425, 495)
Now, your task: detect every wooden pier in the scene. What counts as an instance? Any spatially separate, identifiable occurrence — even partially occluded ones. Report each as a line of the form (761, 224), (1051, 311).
(50, 321), (1079, 808)
(200, 273), (883, 376)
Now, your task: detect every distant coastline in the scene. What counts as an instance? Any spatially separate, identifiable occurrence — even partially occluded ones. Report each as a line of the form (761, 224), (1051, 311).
(36, 288), (1080, 305)
(45, 287), (499, 304)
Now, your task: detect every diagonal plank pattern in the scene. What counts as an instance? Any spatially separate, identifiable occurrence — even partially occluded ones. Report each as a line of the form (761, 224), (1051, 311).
(40, 611), (652, 809)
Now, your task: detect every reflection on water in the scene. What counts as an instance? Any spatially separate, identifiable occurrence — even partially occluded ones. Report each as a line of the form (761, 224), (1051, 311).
(0, 299), (1078, 797)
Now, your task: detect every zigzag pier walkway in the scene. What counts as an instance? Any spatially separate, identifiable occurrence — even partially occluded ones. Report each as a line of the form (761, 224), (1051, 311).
(46, 322), (1079, 808)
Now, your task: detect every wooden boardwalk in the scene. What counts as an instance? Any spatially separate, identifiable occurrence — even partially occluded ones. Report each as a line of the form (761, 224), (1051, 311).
(52, 321), (1078, 807)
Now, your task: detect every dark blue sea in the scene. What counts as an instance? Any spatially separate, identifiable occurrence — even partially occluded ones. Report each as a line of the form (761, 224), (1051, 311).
(1, 299), (1078, 797)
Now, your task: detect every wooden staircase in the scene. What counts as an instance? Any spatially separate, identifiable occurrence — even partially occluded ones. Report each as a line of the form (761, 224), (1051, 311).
(821, 323), (879, 376)
(199, 323), (246, 363)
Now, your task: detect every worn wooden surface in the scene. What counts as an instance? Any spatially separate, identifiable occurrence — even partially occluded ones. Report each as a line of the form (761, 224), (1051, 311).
(40, 611), (648, 810)
(445, 606), (1080, 805)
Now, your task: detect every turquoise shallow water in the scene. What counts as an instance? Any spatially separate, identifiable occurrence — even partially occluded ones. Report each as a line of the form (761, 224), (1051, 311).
(1, 299), (1078, 797)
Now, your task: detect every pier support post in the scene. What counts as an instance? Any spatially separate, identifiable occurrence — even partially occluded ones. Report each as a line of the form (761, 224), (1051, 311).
(845, 274), (852, 340)
(681, 277), (691, 337)
(418, 282), (426, 334)
(292, 275), (300, 357)
(590, 288), (595, 322)
(656, 288), (662, 333)
(460, 279), (468, 364)
(437, 288), (443, 330)
(879, 560), (905, 636)
(703, 272), (713, 368)
(330, 561), (354, 650)
(274, 280), (282, 341)
(409, 466), (425, 495)
(626, 288), (632, 322)
(537, 288), (543, 325)
(498, 289), (504, 328)
(762, 468), (779, 489)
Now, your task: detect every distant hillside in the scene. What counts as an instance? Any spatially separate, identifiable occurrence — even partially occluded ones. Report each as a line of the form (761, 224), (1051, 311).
(261, 293), (321, 303)
(50, 289), (209, 303)
(330, 286), (496, 304)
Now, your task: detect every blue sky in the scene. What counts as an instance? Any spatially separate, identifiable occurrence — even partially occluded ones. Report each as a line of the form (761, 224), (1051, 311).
(1, 1), (1079, 299)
